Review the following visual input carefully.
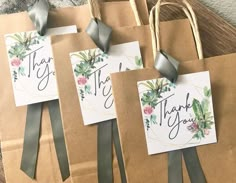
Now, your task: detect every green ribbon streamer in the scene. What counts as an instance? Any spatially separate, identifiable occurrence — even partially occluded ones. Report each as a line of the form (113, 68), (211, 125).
(154, 50), (179, 83)
(97, 120), (113, 183)
(168, 150), (183, 183)
(86, 18), (112, 53)
(21, 103), (43, 179)
(97, 119), (127, 183)
(48, 100), (70, 181)
(28, 0), (49, 36)
(112, 119), (127, 183)
(183, 147), (206, 183)
(21, 101), (70, 181)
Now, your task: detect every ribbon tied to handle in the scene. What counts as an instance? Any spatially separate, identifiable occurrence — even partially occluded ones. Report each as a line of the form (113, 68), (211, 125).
(86, 18), (112, 53)
(28, 0), (49, 36)
(155, 50), (179, 83)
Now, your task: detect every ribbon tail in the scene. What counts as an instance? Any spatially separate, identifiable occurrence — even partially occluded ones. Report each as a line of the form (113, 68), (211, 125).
(112, 119), (127, 183)
(183, 147), (206, 183)
(48, 100), (70, 181)
(168, 150), (183, 183)
(28, 0), (49, 36)
(97, 120), (113, 183)
(21, 103), (43, 179)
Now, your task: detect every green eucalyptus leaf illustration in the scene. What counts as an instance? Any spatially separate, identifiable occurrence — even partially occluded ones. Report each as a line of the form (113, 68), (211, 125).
(150, 114), (157, 124)
(204, 86), (211, 97)
(193, 133), (200, 140)
(199, 129), (205, 138)
(79, 89), (85, 101)
(18, 67), (25, 76)
(201, 98), (209, 113)
(192, 99), (204, 121)
(188, 86), (214, 140)
(146, 81), (155, 90)
(145, 119), (150, 131)
(135, 56), (143, 67)
(85, 85), (92, 94)
(13, 71), (18, 82)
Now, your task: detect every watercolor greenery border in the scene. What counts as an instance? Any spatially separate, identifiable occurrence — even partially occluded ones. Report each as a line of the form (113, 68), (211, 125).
(140, 78), (214, 140)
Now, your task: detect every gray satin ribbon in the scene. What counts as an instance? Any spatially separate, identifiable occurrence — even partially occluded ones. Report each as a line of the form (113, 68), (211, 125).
(98, 119), (127, 183)
(112, 119), (127, 183)
(98, 120), (113, 183)
(86, 18), (112, 53)
(21, 103), (43, 179)
(168, 150), (183, 183)
(21, 101), (70, 181)
(183, 147), (206, 183)
(48, 100), (70, 181)
(28, 0), (49, 36)
(154, 50), (179, 83)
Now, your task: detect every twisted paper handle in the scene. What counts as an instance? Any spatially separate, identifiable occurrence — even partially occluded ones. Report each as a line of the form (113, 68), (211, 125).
(150, 0), (203, 60)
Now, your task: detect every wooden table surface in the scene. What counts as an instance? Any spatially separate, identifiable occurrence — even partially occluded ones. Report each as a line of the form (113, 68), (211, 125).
(0, 0), (235, 182)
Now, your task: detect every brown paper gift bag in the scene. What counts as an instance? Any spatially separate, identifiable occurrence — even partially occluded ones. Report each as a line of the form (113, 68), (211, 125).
(0, 1), (148, 182)
(50, 5), (199, 183)
(111, 54), (236, 183)
(110, 1), (236, 183)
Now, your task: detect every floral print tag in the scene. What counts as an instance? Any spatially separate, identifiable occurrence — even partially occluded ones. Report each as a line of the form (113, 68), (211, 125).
(4, 26), (77, 106)
(70, 41), (143, 125)
(137, 71), (217, 155)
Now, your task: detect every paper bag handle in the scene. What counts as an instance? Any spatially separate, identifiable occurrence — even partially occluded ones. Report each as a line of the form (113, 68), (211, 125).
(88, 0), (143, 25)
(150, 0), (203, 60)
(86, 0), (143, 52)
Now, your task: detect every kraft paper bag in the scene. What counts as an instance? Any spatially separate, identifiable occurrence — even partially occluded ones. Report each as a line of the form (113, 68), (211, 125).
(110, 53), (236, 183)
(50, 18), (198, 183)
(0, 1), (148, 182)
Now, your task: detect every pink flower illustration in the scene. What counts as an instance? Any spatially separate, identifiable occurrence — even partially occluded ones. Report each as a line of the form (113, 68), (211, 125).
(187, 122), (199, 133)
(204, 129), (210, 135)
(11, 58), (21, 67)
(77, 76), (87, 85)
(144, 106), (154, 115)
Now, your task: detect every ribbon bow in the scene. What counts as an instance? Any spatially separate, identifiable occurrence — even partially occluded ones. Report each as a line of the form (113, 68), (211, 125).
(28, 0), (49, 36)
(155, 50), (179, 83)
(86, 18), (112, 53)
